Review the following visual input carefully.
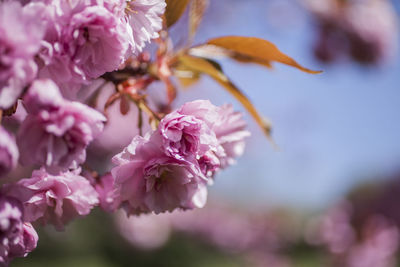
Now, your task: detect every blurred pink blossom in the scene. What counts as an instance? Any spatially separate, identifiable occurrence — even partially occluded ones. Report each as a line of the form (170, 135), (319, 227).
(0, 127), (18, 178)
(5, 223), (38, 264)
(347, 216), (399, 267)
(305, 0), (398, 64)
(0, 196), (24, 264)
(305, 201), (355, 254)
(115, 211), (172, 250)
(0, 1), (45, 108)
(17, 79), (106, 173)
(93, 172), (120, 213)
(212, 104), (250, 169)
(170, 206), (283, 253)
(4, 168), (99, 230)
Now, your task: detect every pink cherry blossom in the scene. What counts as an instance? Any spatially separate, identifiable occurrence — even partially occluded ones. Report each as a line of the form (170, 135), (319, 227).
(176, 100), (250, 176)
(0, 196), (24, 264)
(36, 0), (129, 92)
(0, 127), (19, 178)
(0, 1), (45, 108)
(155, 110), (219, 161)
(5, 223), (38, 264)
(5, 168), (99, 230)
(173, 100), (225, 175)
(97, 0), (127, 16)
(211, 104), (250, 169)
(125, 0), (166, 55)
(178, 100), (221, 127)
(111, 100), (249, 214)
(112, 135), (208, 215)
(93, 172), (120, 213)
(17, 79), (106, 173)
(197, 150), (221, 178)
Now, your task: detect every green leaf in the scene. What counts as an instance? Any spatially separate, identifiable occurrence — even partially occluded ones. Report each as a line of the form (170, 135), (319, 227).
(177, 54), (274, 141)
(165, 0), (191, 28)
(193, 36), (322, 74)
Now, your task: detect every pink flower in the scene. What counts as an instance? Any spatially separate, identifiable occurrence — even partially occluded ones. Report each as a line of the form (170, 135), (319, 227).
(211, 104), (250, 169)
(22, 79), (64, 114)
(0, 127), (18, 178)
(178, 100), (221, 127)
(5, 223), (38, 264)
(93, 173), (120, 213)
(177, 100), (249, 176)
(0, 1), (45, 108)
(172, 100), (224, 175)
(125, 0), (166, 55)
(112, 135), (208, 215)
(0, 196), (24, 264)
(36, 0), (129, 91)
(111, 100), (248, 214)
(197, 150), (221, 178)
(17, 79), (106, 173)
(5, 168), (99, 230)
(98, 0), (127, 16)
(155, 110), (219, 161)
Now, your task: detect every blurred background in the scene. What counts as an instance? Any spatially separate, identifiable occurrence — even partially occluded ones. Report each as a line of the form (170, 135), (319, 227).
(13, 0), (400, 266)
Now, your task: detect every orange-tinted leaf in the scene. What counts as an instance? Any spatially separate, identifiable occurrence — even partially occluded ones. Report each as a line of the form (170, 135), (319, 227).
(177, 54), (273, 141)
(189, 44), (274, 68)
(188, 0), (209, 43)
(204, 36), (322, 74)
(165, 0), (191, 28)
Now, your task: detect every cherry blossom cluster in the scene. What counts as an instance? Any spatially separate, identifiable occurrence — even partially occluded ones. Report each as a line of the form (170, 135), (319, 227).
(111, 100), (250, 215)
(0, 0), (250, 265)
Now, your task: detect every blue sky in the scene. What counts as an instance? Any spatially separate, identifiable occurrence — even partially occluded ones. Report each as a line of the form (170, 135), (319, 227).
(174, 0), (400, 210)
